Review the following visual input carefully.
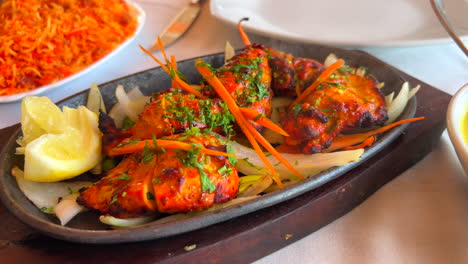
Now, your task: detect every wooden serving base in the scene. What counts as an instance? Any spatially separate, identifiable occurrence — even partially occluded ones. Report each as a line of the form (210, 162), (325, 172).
(0, 70), (450, 264)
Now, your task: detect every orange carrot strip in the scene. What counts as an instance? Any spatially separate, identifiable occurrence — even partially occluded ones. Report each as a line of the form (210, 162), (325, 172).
(325, 116), (425, 152)
(109, 139), (233, 157)
(197, 60), (304, 183)
(139, 45), (207, 99)
(342, 136), (375, 151)
(238, 116), (285, 187)
(239, 107), (289, 137)
(238, 18), (251, 46)
(157, 37), (170, 65)
(171, 55), (178, 88)
(290, 59), (344, 107)
(295, 85), (301, 97)
(139, 45), (170, 74)
(244, 120), (304, 180)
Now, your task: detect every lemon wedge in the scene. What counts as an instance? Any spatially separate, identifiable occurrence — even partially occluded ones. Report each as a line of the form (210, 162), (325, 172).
(22, 97), (102, 182)
(20, 96), (65, 145)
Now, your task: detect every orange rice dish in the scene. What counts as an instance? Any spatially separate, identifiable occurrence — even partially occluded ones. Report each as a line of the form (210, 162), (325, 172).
(0, 0), (138, 96)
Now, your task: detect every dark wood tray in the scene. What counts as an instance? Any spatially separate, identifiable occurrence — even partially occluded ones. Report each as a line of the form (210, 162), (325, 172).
(0, 65), (450, 263)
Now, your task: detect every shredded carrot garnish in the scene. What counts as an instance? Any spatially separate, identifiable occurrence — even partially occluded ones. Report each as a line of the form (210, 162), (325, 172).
(0, 0), (138, 96)
(157, 37), (171, 65)
(139, 45), (207, 99)
(342, 136), (375, 150)
(239, 107), (289, 137)
(109, 139), (233, 157)
(238, 18), (251, 46)
(325, 117), (425, 152)
(197, 60), (304, 185)
(196, 62), (282, 186)
(290, 59), (344, 107)
(171, 55), (179, 88)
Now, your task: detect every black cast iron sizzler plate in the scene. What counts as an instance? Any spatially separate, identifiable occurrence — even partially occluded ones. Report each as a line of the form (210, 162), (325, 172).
(0, 44), (415, 244)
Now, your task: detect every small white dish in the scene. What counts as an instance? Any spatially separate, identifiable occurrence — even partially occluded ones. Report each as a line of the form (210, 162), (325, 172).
(0, 0), (146, 103)
(447, 83), (468, 175)
(210, 0), (468, 47)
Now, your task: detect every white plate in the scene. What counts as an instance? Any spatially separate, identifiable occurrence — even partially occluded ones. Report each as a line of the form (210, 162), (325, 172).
(210, 0), (468, 47)
(0, 0), (146, 103)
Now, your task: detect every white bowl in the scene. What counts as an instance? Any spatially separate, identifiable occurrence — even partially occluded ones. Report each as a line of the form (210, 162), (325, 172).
(0, 0), (146, 103)
(447, 83), (468, 175)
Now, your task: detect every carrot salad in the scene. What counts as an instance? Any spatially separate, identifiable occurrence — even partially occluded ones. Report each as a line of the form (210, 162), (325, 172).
(0, 0), (138, 96)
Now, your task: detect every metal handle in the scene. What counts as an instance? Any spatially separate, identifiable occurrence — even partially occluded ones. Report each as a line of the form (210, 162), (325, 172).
(430, 0), (468, 57)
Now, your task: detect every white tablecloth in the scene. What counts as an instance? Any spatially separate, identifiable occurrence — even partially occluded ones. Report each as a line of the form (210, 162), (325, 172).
(1, 1), (467, 263)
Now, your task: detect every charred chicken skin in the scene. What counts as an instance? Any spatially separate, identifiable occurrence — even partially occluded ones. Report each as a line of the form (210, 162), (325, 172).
(281, 66), (388, 153)
(266, 48), (325, 97)
(78, 132), (238, 218)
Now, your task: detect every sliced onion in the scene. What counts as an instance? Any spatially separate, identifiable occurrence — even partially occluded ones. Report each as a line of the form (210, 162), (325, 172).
(86, 82), (106, 114)
(386, 82), (420, 124)
(262, 97), (292, 145)
(356, 67), (366, 76)
(101, 196), (258, 228)
(54, 193), (87, 226)
(109, 86), (145, 128)
(99, 215), (157, 228)
(324, 53), (339, 68)
(229, 141), (364, 180)
(385, 91), (395, 106)
(238, 174), (273, 197)
(408, 85), (420, 99)
(128, 96), (151, 114)
(12, 166), (91, 223)
(115, 85), (139, 121)
(149, 196), (259, 226)
(224, 41), (235, 62)
(263, 179), (300, 193)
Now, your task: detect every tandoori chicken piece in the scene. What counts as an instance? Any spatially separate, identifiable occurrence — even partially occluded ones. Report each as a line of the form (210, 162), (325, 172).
(201, 44), (274, 132)
(100, 89), (235, 156)
(78, 132), (239, 217)
(77, 152), (157, 218)
(281, 66), (387, 153)
(266, 48), (325, 97)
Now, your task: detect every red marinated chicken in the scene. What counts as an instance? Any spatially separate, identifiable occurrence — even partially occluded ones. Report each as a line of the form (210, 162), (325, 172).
(266, 48), (325, 97)
(100, 89), (235, 156)
(78, 132), (239, 217)
(281, 65), (387, 153)
(201, 44), (274, 132)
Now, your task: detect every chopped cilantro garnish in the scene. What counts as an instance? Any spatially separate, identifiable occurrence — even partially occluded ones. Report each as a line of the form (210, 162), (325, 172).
(146, 192), (155, 200)
(40, 206), (54, 213)
(292, 104), (302, 117)
(114, 171), (131, 181)
(242, 157), (262, 170)
(152, 177), (161, 184)
(200, 169), (216, 193)
(121, 116), (135, 130)
(102, 158), (116, 172)
(109, 196), (118, 205)
(117, 139), (141, 148)
(226, 144), (237, 166)
(327, 122), (339, 134)
(253, 114), (265, 121)
(142, 141), (154, 163)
